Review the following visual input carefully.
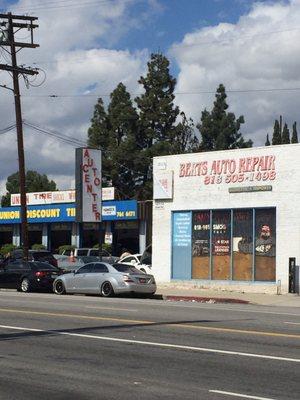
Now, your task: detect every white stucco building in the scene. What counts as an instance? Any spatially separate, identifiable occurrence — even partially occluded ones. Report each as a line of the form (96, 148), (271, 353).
(152, 143), (300, 294)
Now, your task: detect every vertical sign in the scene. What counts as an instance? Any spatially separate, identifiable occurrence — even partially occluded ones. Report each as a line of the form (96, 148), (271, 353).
(172, 212), (192, 279)
(75, 148), (102, 222)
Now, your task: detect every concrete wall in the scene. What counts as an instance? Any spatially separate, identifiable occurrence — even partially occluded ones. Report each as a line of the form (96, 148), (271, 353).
(152, 143), (300, 294)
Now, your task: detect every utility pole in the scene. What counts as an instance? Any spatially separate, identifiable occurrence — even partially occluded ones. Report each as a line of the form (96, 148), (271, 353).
(0, 13), (39, 260)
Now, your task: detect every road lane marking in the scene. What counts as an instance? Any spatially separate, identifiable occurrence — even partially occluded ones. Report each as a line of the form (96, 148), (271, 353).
(284, 321), (300, 325)
(85, 306), (137, 312)
(209, 390), (277, 399)
(0, 324), (299, 363)
(0, 308), (150, 324)
(0, 292), (299, 317)
(0, 308), (299, 339)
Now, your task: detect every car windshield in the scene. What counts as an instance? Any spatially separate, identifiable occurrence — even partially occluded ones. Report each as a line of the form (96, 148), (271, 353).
(31, 262), (58, 270)
(89, 249), (109, 257)
(32, 251), (54, 260)
(77, 249), (89, 256)
(113, 264), (141, 274)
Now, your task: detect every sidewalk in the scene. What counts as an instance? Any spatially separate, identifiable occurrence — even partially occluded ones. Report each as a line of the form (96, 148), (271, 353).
(156, 284), (300, 308)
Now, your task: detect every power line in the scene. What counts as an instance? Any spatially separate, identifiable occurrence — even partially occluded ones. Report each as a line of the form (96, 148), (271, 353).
(19, 86), (300, 99)
(23, 121), (87, 147)
(0, 123), (16, 134)
(23, 120), (144, 178)
(7, 0), (126, 12)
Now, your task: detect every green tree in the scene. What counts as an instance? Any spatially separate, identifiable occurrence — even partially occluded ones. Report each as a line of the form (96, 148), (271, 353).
(1, 170), (57, 207)
(173, 112), (199, 153)
(281, 123), (290, 144)
(107, 83), (140, 199)
(196, 84), (252, 151)
(87, 98), (110, 181)
(291, 122), (298, 143)
(135, 53), (180, 199)
(272, 119), (281, 145)
(265, 134), (270, 146)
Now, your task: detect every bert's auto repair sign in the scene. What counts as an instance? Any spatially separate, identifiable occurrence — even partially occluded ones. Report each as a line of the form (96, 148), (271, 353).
(75, 148), (102, 222)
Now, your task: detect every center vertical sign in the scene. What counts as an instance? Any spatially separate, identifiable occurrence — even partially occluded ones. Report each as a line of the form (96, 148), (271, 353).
(75, 148), (102, 222)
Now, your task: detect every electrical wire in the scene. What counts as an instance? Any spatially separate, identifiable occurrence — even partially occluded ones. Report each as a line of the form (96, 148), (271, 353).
(10, 0), (126, 12)
(23, 121), (87, 147)
(23, 120), (144, 177)
(0, 124), (16, 134)
(20, 86), (300, 99)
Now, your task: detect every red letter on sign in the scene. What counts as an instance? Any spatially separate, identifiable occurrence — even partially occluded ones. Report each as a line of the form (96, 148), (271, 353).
(84, 149), (90, 158)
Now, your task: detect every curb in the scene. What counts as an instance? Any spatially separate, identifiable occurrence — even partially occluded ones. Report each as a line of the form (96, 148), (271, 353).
(163, 295), (250, 304)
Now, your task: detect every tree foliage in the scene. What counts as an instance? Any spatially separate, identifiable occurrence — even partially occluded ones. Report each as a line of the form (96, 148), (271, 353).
(265, 134), (270, 146)
(1, 170), (57, 207)
(281, 123), (290, 144)
(87, 84), (140, 199)
(291, 122), (298, 143)
(196, 84), (252, 151)
(272, 120), (281, 145)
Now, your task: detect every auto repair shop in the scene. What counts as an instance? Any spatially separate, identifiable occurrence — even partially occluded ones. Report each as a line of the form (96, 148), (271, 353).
(152, 143), (300, 294)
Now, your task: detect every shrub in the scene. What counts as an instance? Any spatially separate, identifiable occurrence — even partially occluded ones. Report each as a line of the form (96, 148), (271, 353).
(93, 243), (112, 254)
(58, 244), (76, 255)
(0, 243), (17, 257)
(31, 244), (46, 250)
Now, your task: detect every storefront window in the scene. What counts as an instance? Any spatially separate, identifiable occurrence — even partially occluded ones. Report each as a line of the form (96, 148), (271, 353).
(254, 208), (276, 281)
(232, 210), (253, 281)
(172, 207), (276, 283)
(192, 211), (210, 279)
(212, 210), (231, 280)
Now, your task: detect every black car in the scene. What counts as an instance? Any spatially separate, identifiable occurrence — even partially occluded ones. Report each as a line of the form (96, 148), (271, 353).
(11, 249), (58, 268)
(0, 260), (61, 292)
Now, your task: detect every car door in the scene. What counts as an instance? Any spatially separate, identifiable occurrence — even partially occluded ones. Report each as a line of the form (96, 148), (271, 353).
(7, 259), (31, 289)
(71, 264), (94, 293)
(0, 263), (8, 288)
(87, 263), (110, 293)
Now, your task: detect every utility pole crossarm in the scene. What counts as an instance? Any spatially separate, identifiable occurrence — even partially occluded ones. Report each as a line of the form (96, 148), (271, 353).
(0, 64), (38, 75)
(0, 41), (39, 48)
(0, 13), (37, 21)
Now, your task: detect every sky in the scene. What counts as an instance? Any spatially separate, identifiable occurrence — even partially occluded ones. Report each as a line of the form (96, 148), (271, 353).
(0, 0), (299, 196)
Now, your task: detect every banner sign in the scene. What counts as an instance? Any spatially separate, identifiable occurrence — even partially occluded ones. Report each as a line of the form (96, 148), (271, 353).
(10, 187), (114, 206)
(0, 200), (137, 225)
(153, 171), (173, 200)
(76, 148), (102, 222)
(179, 155), (276, 186)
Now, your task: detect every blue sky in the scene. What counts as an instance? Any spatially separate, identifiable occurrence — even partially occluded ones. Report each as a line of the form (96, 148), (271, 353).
(117, 0), (256, 53)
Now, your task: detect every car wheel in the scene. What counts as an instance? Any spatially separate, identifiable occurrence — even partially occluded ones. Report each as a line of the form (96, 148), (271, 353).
(53, 280), (66, 295)
(20, 278), (31, 293)
(101, 281), (114, 297)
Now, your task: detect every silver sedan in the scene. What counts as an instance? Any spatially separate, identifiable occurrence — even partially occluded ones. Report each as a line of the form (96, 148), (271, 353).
(53, 262), (156, 297)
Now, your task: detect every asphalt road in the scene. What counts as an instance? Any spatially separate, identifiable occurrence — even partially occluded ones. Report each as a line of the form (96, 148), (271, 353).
(0, 290), (299, 400)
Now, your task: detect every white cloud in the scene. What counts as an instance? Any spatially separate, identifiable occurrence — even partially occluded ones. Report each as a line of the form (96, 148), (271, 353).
(170, 0), (300, 145)
(0, 0), (149, 195)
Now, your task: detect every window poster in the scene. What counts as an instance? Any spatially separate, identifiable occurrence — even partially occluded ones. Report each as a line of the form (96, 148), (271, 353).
(232, 209), (253, 280)
(192, 211), (210, 279)
(254, 208), (276, 281)
(212, 210), (231, 280)
(172, 212), (192, 279)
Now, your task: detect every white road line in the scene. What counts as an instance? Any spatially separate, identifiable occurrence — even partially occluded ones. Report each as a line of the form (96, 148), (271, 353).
(0, 324), (299, 363)
(284, 321), (300, 325)
(209, 390), (276, 399)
